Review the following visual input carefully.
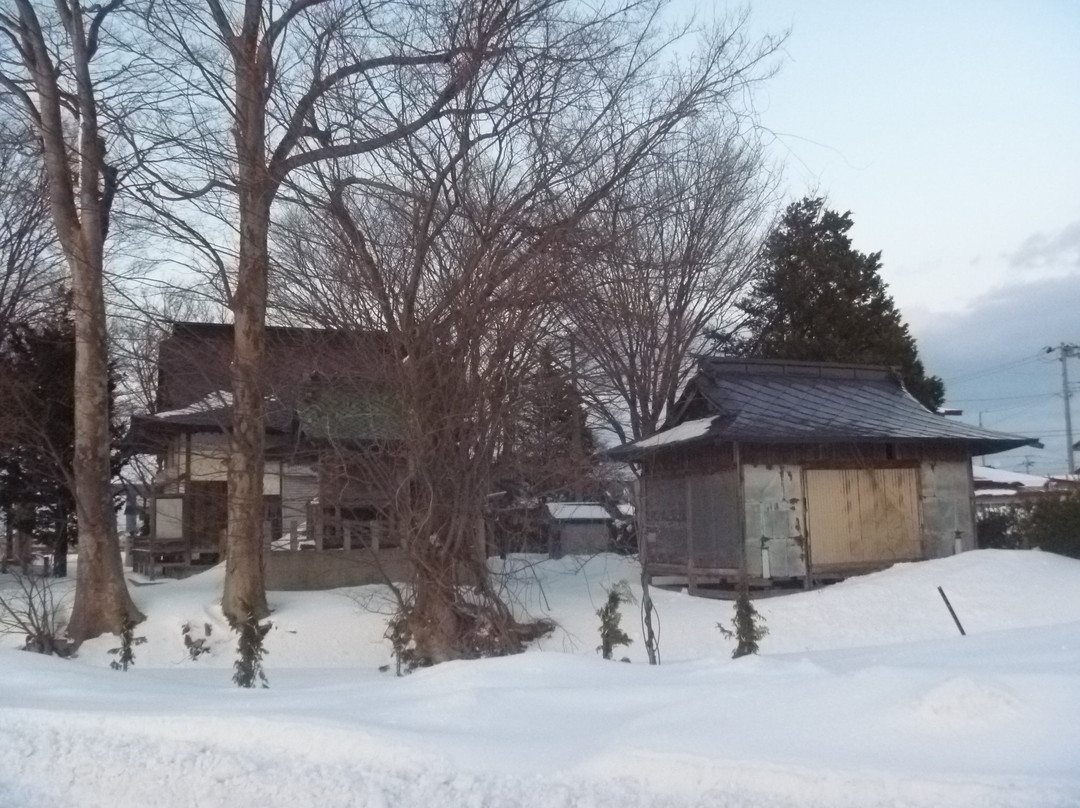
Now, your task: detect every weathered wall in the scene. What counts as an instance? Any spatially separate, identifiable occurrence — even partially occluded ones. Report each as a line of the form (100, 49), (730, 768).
(742, 464), (806, 579)
(158, 433), (285, 493)
(639, 441), (975, 582)
(688, 469), (741, 569)
(552, 522), (611, 556)
(920, 458), (975, 557)
(265, 547), (410, 590)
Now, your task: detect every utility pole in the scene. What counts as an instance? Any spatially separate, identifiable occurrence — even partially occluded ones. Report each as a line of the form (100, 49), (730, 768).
(1050, 343), (1080, 475)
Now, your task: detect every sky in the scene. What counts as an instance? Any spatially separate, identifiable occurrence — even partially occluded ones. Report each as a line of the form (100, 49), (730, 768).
(685, 1), (1080, 474)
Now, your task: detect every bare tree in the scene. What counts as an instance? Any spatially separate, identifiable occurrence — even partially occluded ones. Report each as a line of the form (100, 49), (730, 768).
(270, 8), (781, 662)
(0, 118), (63, 332)
(566, 122), (776, 444)
(139, 0), (573, 623)
(0, 0), (142, 640)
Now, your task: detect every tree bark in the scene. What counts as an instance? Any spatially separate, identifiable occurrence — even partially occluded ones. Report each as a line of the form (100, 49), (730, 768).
(2, 0), (141, 642)
(220, 22), (271, 622)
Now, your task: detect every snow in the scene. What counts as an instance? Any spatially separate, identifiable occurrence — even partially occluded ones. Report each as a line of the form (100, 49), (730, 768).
(545, 502), (611, 521)
(972, 465), (1053, 488)
(153, 389), (232, 419)
(2, 550), (1080, 807)
(619, 416), (717, 450)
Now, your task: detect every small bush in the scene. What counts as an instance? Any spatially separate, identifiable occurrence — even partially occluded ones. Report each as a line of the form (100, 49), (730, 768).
(977, 494), (1080, 559)
(976, 508), (1023, 549)
(597, 581), (634, 660)
(0, 571), (73, 656)
(231, 613), (270, 688)
(182, 622), (213, 660)
(1024, 492), (1080, 559)
(718, 586), (768, 659)
(109, 617), (147, 671)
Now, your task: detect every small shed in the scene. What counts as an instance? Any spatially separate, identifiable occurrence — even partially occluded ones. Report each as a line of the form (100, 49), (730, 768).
(543, 502), (613, 557)
(610, 358), (1040, 590)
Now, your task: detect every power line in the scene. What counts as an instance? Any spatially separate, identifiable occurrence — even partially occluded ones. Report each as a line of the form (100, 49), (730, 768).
(946, 352), (1048, 384)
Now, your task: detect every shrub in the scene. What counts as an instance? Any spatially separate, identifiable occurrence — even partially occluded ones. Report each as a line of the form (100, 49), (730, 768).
(109, 617), (147, 671)
(976, 508), (1023, 550)
(231, 613), (270, 688)
(597, 581), (634, 660)
(1024, 492), (1080, 559)
(182, 622), (213, 660)
(0, 570), (73, 656)
(718, 585), (768, 659)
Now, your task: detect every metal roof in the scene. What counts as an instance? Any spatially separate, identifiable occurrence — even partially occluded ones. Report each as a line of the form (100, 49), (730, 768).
(610, 358), (1041, 460)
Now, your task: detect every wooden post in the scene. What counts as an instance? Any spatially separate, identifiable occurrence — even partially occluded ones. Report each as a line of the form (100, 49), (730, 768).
(289, 520), (298, 552)
(801, 467), (813, 590)
(734, 442), (748, 588)
(685, 477), (696, 595)
(183, 434), (193, 568)
(343, 522), (352, 552)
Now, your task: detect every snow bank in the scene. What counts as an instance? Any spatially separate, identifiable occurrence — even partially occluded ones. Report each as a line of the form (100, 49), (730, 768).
(1, 550), (1079, 807)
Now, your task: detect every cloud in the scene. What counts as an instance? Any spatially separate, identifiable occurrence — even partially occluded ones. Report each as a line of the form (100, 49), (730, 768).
(1008, 220), (1080, 272)
(913, 273), (1079, 373)
(908, 273), (1080, 475)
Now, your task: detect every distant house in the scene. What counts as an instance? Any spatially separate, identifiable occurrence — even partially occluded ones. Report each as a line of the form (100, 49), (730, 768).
(609, 358), (1040, 591)
(543, 502), (613, 557)
(125, 322), (406, 588)
(972, 465), (1080, 512)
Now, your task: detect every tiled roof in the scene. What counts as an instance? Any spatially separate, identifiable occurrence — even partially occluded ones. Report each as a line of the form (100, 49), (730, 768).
(610, 358), (1040, 460)
(126, 322), (394, 449)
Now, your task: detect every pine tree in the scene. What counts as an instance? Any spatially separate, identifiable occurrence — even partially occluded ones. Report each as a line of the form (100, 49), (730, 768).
(737, 197), (945, 410)
(0, 300), (127, 577)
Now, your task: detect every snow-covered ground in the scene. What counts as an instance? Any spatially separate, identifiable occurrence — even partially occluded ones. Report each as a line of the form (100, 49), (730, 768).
(2, 550), (1079, 807)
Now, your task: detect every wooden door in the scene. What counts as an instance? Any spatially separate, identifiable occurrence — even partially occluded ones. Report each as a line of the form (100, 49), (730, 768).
(805, 468), (922, 568)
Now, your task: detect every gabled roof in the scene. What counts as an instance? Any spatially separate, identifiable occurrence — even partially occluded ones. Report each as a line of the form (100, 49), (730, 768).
(610, 358), (1041, 460)
(155, 322), (389, 414)
(126, 322), (396, 450)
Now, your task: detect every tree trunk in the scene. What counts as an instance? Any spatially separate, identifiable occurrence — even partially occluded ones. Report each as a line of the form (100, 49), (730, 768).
(66, 251), (143, 641)
(222, 237), (270, 621)
(221, 41), (271, 622)
(4, 0), (142, 642)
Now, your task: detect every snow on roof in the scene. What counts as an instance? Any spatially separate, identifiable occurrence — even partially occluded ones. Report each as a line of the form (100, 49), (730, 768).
(972, 466), (1052, 488)
(545, 502), (611, 521)
(154, 390), (232, 420)
(974, 488), (1027, 498)
(610, 417), (718, 455)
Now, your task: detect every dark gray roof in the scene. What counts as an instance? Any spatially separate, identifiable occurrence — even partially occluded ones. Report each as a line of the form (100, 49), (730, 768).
(125, 322), (396, 451)
(610, 358), (1041, 460)
(125, 392), (294, 448)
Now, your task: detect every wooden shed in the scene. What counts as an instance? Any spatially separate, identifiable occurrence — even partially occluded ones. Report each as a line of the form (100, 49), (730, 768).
(609, 358), (1040, 591)
(543, 502), (613, 557)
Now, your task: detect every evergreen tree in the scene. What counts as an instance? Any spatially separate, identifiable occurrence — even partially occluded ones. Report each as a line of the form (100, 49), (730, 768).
(0, 300), (127, 576)
(736, 197), (945, 410)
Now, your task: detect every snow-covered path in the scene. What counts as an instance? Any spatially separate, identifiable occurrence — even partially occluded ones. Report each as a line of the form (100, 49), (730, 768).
(2, 551), (1079, 807)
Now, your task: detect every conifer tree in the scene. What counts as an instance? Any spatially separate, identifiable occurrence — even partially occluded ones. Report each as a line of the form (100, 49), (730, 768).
(737, 197), (945, 410)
